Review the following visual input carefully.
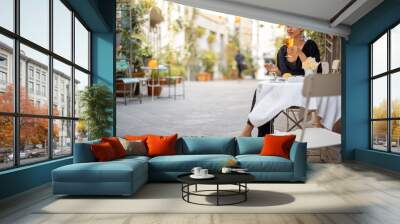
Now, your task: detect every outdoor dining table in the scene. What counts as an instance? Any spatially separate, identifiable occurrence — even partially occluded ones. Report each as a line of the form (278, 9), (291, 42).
(116, 77), (148, 105)
(248, 76), (341, 130)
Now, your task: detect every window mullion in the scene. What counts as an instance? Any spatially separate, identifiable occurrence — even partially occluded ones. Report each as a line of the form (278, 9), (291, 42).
(71, 10), (76, 155)
(388, 30), (391, 152)
(48, 0), (54, 160)
(13, 0), (21, 167)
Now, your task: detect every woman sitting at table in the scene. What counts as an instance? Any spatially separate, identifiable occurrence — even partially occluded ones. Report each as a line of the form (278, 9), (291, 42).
(240, 26), (322, 137)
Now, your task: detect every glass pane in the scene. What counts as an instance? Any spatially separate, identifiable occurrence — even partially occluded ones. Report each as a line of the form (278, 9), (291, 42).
(74, 69), (89, 118)
(53, 59), (72, 117)
(372, 76), (387, 119)
(372, 33), (387, 76)
(391, 120), (400, 153)
(372, 121), (388, 151)
(75, 120), (88, 143)
(75, 18), (89, 70)
(20, 0), (49, 49)
(53, 0), (72, 60)
(53, 119), (72, 157)
(0, 0), (14, 31)
(20, 117), (49, 165)
(391, 24), (400, 70)
(0, 35), (14, 112)
(391, 72), (400, 118)
(20, 44), (49, 115)
(0, 116), (14, 170)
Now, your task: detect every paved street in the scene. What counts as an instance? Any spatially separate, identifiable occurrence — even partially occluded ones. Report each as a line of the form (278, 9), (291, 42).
(116, 80), (289, 137)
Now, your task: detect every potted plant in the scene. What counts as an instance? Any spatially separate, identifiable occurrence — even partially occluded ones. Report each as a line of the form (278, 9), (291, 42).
(197, 50), (217, 81)
(79, 84), (113, 140)
(147, 72), (163, 96)
(147, 59), (163, 96)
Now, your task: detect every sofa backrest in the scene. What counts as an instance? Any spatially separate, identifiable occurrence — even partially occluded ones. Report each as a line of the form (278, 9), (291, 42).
(73, 139), (100, 163)
(177, 136), (236, 155)
(235, 137), (263, 155)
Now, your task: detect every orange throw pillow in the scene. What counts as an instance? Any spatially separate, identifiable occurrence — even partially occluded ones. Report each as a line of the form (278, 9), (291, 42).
(91, 142), (117, 162)
(101, 137), (127, 158)
(124, 135), (148, 142)
(260, 134), (296, 159)
(146, 134), (178, 157)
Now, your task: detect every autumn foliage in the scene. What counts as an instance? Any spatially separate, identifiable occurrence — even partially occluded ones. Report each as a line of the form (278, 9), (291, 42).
(0, 85), (59, 150)
(372, 99), (400, 141)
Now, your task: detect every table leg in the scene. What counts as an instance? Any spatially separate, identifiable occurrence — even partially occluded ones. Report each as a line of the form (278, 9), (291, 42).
(187, 184), (190, 202)
(245, 183), (248, 201)
(195, 184), (197, 192)
(217, 184), (219, 206)
(124, 83), (127, 105)
(174, 79), (177, 100)
(183, 78), (185, 99)
(168, 78), (171, 98)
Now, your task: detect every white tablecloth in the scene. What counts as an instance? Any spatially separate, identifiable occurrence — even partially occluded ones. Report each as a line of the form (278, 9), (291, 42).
(248, 79), (341, 130)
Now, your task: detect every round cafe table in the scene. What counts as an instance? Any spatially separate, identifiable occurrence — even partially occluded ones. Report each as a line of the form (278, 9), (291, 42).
(248, 77), (341, 130)
(177, 173), (255, 206)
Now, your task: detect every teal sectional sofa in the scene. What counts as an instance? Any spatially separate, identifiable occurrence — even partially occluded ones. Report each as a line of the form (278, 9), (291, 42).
(52, 136), (307, 196)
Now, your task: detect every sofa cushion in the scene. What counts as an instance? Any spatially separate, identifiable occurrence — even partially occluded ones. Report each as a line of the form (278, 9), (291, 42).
(179, 137), (236, 155)
(91, 142), (118, 162)
(101, 137), (127, 158)
(260, 134), (296, 159)
(53, 158), (147, 183)
(236, 137), (263, 155)
(149, 154), (235, 172)
(147, 134), (178, 157)
(124, 135), (148, 142)
(119, 138), (147, 156)
(236, 155), (293, 172)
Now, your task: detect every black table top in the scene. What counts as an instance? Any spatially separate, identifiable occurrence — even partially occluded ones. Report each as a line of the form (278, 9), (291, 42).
(177, 172), (255, 185)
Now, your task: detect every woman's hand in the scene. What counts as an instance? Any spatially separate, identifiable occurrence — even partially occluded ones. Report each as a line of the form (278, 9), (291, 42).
(287, 45), (307, 63)
(264, 64), (280, 74)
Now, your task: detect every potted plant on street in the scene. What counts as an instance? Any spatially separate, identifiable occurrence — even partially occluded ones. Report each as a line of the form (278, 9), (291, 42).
(197, 50), (217, 81)
(147, 59), (163, 96)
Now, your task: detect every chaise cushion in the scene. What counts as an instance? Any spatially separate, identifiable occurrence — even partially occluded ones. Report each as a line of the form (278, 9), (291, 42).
(52, 156), (149, 195)
(236, 155), (293, 172)
(148, 154), (235, 172)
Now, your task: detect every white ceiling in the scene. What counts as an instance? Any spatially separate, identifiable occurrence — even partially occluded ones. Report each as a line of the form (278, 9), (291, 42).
(168, 0), (384, 37)
(226, 0), (352, 22)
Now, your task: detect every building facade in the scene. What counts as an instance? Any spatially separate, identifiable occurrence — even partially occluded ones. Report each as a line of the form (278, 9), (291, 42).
(0, 41), (73, 154)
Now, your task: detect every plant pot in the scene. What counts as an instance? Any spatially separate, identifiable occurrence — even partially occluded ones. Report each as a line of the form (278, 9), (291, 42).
(147, 85), (162, 96)
(132, 71), (145, 78)
(159, 78), (168, 86)
(196, 72), (212, 81)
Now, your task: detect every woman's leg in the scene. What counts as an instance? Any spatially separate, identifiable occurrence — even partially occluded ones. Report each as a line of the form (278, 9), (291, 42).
(240, 90), (257, 137)
(257, 121), (273, 137)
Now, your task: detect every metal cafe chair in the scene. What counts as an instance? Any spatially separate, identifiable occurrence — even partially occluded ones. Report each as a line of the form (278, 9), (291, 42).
(298, 72), (341, 144)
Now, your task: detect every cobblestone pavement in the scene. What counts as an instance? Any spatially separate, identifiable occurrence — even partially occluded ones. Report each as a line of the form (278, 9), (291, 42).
(116, 80), (290, 137)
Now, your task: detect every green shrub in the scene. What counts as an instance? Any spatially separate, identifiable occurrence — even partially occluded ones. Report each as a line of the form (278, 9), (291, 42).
(79, 84), (113, 140)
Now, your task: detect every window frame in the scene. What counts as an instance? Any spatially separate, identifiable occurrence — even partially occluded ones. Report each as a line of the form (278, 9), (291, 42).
(370, 21), (400, 154)
(0, 0), (92, 171)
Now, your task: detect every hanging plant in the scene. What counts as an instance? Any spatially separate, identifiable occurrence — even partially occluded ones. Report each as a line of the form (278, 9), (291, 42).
(207, 32), (216, 45)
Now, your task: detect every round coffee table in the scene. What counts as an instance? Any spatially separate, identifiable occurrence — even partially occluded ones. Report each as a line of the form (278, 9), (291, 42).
(177, 173), (255, 206)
